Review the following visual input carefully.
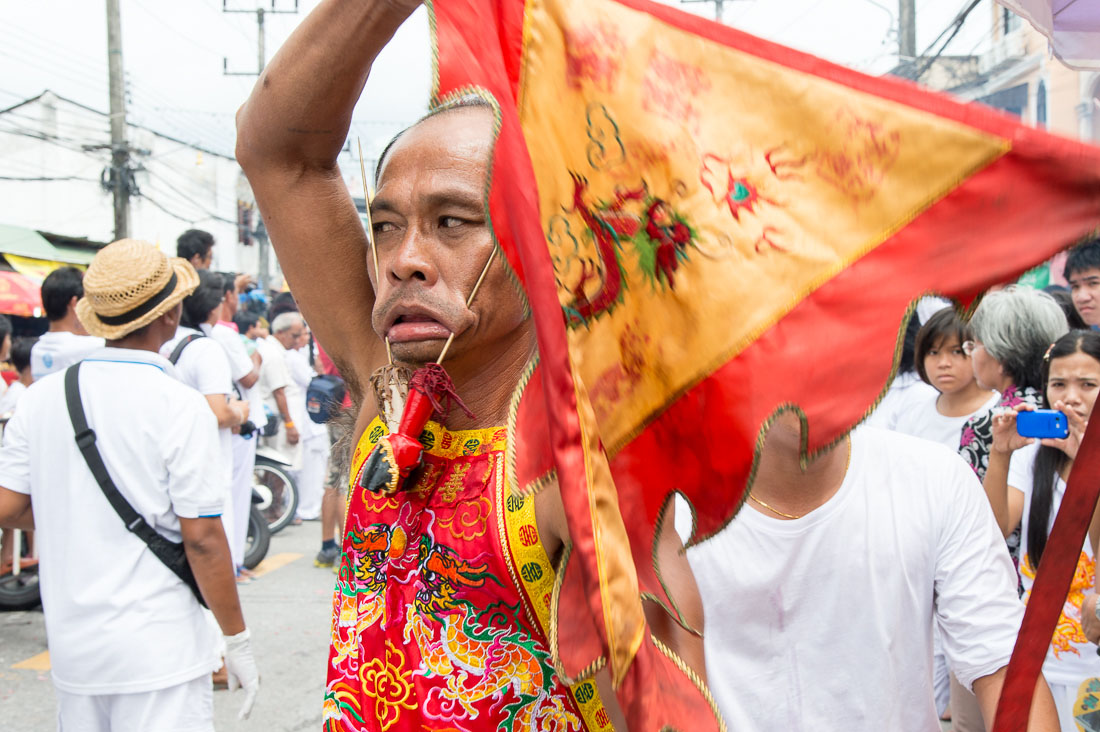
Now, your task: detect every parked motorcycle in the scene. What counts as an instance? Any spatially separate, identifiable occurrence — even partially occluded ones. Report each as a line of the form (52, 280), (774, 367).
(253, 445), (299, 534)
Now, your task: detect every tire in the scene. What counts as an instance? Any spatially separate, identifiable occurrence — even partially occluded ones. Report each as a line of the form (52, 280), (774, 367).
(0, 566), (40, 611)
(243, 505), (271, 571)
(254, 458), (298, 534)
(0, 533), (40, 611)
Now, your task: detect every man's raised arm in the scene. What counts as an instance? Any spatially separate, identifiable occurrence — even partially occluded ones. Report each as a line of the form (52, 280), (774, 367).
(235, 0), (422, 396)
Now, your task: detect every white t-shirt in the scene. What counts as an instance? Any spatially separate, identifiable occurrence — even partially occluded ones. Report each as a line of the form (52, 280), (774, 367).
(30, 331), (104, 381)
(864, 372), (938, 431)
(0, 348), (223, 694)
(256, 336), (302, 467)
(681, 427), (1023, 731)
(160, 327), (235, 491)
(893, 390), (999, 451)
(255, 336), (290, 406)
(1008, 443), (1100, 686)
(0, 380), (27, 416)
(207, 322), (264, 431)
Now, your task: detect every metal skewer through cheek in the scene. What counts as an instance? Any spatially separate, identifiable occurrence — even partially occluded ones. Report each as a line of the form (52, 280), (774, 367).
(357, 138), (393, 366)
(436, 245), (497, 365)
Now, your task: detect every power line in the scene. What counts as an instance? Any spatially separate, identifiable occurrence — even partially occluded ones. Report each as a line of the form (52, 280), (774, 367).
(138, 189), (236, 226)
(909, 0), (983, 81)
(144, 164), (238, 212)
(129, 0), (228, 57)
(0, 174), (99, 182)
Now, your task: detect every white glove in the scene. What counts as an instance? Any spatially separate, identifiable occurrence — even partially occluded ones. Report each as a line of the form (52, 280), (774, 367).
(224, 628), (259, 719)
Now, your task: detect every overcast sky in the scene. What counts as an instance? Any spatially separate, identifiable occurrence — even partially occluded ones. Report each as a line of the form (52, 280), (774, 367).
(0, 0), (998, 163)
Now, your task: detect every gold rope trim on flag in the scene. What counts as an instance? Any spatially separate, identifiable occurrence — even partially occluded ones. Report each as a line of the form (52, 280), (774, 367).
(496, 460), (614, 728)
(520, 469), (558, 498)
(689, 292), (968, 545)
(650, 635), (728, 732)
(548, 541), (608, 685)
(641, 491), (702, 637)
(505, 354), (540, 499)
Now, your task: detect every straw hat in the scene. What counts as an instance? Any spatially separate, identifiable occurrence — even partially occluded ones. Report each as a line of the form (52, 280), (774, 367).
(76, 239), (200, 340)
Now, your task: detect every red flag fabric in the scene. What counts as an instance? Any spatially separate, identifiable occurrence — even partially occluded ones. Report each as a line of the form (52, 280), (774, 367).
(431, 0), (1100, 727)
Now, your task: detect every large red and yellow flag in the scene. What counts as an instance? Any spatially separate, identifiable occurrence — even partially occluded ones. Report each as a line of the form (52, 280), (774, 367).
(431, 0), (1100, 727)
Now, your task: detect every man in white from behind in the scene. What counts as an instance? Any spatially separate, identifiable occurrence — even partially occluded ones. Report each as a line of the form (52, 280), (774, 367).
(209, 273), (264, 577)
(677, 412), (1058, 731)
(0, 240), (259, 731)
(267, 313), (316, 514)
(31, 266), (103, 380)
(289, 320), (330, 521)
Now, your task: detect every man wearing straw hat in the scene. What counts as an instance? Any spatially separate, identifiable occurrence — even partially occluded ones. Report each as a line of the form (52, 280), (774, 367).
(0, 239), (259, 730)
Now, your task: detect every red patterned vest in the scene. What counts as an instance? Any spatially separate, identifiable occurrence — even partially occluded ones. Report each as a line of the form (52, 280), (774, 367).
(323, 417), (613, 731)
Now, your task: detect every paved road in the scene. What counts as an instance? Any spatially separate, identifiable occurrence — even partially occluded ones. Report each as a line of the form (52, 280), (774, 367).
(0, 522), (963, 731)
(0, 521), (336, 731)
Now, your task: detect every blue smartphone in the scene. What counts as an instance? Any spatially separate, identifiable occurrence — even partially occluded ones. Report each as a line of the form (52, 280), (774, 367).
(1016, 409), (1070, 439)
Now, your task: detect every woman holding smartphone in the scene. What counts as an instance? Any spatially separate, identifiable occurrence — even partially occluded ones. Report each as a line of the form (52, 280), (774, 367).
(985, 329), (1100, 730)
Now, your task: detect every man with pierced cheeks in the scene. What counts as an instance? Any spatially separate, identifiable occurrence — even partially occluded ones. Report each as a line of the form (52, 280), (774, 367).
(235, 1), (704, 729)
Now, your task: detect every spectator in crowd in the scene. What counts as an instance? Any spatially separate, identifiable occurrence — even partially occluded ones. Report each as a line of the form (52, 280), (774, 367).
(177, 229), (215, 271)
(293, 326), (331, 523)
(207, 273), (264, 583)
(267, 292), (298, 324)
(677, 411), (1058, 731)
(963, 288), (1068, 563)
(1065, 238), (1100, 328)
(0, 337), (36, 416)
(0, 313), (11, 401)
(0, 239), (258, 727)
(161, 270), (251, 582)
(984, 329), (1100, 730)
(865, 306), (937, 430)
(0, 335), (32, 571)
(313, 344), (352, 569)
(1045, 286), (1088, 331)
(31, 267), (103, 381)
(896, 307), (1000, 449)
(256, 312), (301, 501)
(233, 311), (262, 344)
(270, 312), (326, 520)
(0, 313), (11, 362)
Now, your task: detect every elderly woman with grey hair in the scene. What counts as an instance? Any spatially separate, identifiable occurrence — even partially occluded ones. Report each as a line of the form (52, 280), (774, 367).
(960, 286), (1068, 539)
(961, 286), (1069, 479)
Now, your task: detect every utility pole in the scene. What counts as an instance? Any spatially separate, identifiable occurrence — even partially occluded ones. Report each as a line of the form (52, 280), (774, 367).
(680, 0), (742, 23)
(106, 0), (130, 240)
(899, 0), (917, 58)
(223, 1), (299, 77)
(223, 1), (298, 290)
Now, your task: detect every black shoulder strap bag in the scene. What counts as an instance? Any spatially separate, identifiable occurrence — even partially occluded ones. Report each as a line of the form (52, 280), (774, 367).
(168, 332), (205, 365)
(64, 362), (208, 607)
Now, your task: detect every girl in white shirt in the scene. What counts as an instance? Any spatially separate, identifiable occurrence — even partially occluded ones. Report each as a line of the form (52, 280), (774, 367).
(894, 307), (999, 450)
(986, 329), (1100, 730)
(894, 307), (999, 728)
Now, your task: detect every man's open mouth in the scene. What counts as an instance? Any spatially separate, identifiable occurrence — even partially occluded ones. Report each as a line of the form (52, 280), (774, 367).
(386, 312), (452, 343)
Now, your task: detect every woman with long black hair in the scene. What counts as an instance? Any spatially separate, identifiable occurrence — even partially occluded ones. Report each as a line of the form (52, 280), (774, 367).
(985, 329), (1100, 730)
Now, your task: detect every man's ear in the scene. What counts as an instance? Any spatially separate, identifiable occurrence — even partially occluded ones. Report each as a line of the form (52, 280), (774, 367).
(162, 304), (182, 329)
(68, 295), (80, 313)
